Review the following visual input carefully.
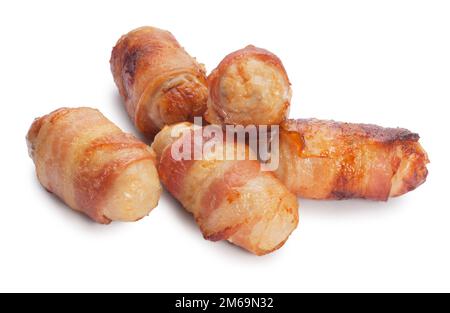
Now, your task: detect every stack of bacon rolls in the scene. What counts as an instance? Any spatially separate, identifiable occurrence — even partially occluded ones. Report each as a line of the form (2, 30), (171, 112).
(27, 26), (429, 256)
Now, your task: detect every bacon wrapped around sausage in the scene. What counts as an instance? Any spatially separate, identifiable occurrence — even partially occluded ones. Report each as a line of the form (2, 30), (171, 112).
(274, 119), (429, 201)
(205, 45), (291, 126)
(152, 123), (299, 255)
(111, 26), (208, 139)
(27, 107), (162, 224)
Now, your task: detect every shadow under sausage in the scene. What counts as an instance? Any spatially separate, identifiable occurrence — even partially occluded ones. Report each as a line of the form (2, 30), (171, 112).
(299, 196), (406, 218)
(159, 189), (200, 234)
(30, 167), (134, 230)
(29, 170), (99, 227)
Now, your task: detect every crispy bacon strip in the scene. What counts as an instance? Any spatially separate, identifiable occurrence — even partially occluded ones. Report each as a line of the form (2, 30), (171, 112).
(205, 45), (291, 126)
(27, 107), (162, 224)
(274, 119), (429, 201)
(152, 123), (299, 256)
(110, 26), (208, 139)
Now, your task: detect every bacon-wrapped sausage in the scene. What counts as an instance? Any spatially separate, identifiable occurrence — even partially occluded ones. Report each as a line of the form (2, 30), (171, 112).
(111, 26), (208, 139)
(274, 119), (429, 201)
(152, 123), (299, 256)
(205, 45), (291, 126)
(27, 107), (162, 224)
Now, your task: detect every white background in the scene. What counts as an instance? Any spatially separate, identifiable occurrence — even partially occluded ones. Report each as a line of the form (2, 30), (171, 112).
(0, 0), (449, 292)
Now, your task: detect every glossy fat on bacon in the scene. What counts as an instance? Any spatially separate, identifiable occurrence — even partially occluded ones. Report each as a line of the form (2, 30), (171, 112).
(110, 26), (208, 139)
(274, 119), (429, 201)
(152, 123), (299, 256)
(27, 107), (162, 224)
(205, 45), (291, 126)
